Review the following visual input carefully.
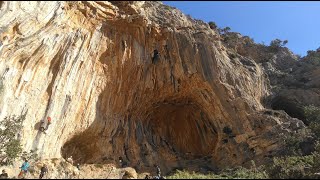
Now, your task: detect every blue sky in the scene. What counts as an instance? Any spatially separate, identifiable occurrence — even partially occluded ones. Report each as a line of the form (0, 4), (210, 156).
(163, 1), (320, 56)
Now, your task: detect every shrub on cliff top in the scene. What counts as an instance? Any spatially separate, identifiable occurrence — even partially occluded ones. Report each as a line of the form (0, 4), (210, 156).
(223, 27), (231, 33)
(305, 48), (320, 65)
(269, 39), (288, 52)
(208, 21), (217, 29)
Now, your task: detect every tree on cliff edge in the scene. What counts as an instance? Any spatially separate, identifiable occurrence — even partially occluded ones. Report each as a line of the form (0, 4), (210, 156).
(0, 115), (24, 165)
(208, 21), (217, 29)
(269, 39), (288, 52)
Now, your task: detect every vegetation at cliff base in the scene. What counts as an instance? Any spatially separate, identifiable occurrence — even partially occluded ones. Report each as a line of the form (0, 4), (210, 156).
(304, 105), (320, 137)
(167, 165), (268, 179)
(168, 105), (320, 179)
(0, 115), (24, 165)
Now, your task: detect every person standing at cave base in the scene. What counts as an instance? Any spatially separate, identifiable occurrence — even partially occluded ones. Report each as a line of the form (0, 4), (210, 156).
(0, 169), (8, 179)
(39, 164), (48, 179)
(118, 157), (128, 168)
(155, 165), (161, 178)
(118, 157), (123, 168)
(67, 156), (74, 165)
(18, 159), (30, 178)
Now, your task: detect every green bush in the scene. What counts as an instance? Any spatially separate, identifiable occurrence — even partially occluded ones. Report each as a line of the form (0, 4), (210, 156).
(229, 53), (237, 59)
(167, 105), (320, 179)
(304, 49), (320, 65)
(304, 105), (320, 138)
(167, 164), (268, 179)
(267, 155), (316, 179)
(21, 149), (39, 162)
(5, 139), (22, 163)
(0, 115), (24, 165)
(167, 170), (221, 179)
(281, 128), (312, 155)
(208, 21), (217, 29)
(167, 155), (320, 179)
(269, 39), (288, 52)
(304, 105), (320, 124)
(226, 166), (269, 179)
(266, 142), (320, 179)
(223, 27), (231, 33)
(278, 105), (320, 156)
(262, 106), (320, 178)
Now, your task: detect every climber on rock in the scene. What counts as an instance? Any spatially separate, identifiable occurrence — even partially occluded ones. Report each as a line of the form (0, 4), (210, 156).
(39, 119), (46, 133)
(152, 49), (160, 64)
(39, 164), (48, 179)
(46, 116), (52, 130)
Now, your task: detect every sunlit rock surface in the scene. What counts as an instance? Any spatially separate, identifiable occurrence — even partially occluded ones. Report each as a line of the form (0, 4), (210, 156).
(0, 1), (307, 174)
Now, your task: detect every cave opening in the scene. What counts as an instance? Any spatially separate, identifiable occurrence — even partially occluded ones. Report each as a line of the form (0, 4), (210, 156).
(271, 96), (306, 122)
(61, 97), (218, 173)
(144, 99), (217, 157)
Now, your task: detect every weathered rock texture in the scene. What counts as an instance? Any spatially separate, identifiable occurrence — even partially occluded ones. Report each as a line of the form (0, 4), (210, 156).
(0, 1), (309, 174)
(221, 31), (320, 123)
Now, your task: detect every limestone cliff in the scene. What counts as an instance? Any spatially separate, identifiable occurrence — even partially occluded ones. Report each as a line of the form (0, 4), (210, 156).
(221, 31), (320, 123)
(0, 1), (307, 174)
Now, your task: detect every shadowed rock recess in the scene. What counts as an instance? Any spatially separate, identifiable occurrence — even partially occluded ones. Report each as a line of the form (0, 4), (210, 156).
(0, 1), (307, 174)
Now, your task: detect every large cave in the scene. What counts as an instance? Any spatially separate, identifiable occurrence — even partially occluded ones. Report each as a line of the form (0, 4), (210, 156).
(0, 1), (310, 177)
(55, 0), (298, 175)
(144, 99), (218, 157)
(61, 94), (220, 173)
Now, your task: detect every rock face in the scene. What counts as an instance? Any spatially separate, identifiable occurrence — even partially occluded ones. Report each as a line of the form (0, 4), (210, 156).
(0, 1), (308, 174)
(222, 32), (320, 122)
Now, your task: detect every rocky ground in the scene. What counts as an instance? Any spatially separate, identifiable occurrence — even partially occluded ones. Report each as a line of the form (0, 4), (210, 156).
(0, 158), (148, 179)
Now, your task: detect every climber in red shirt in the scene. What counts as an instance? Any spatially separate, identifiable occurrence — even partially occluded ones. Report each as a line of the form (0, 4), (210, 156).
(47, 117), (52, 125)
(46, 116), (52, 130)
